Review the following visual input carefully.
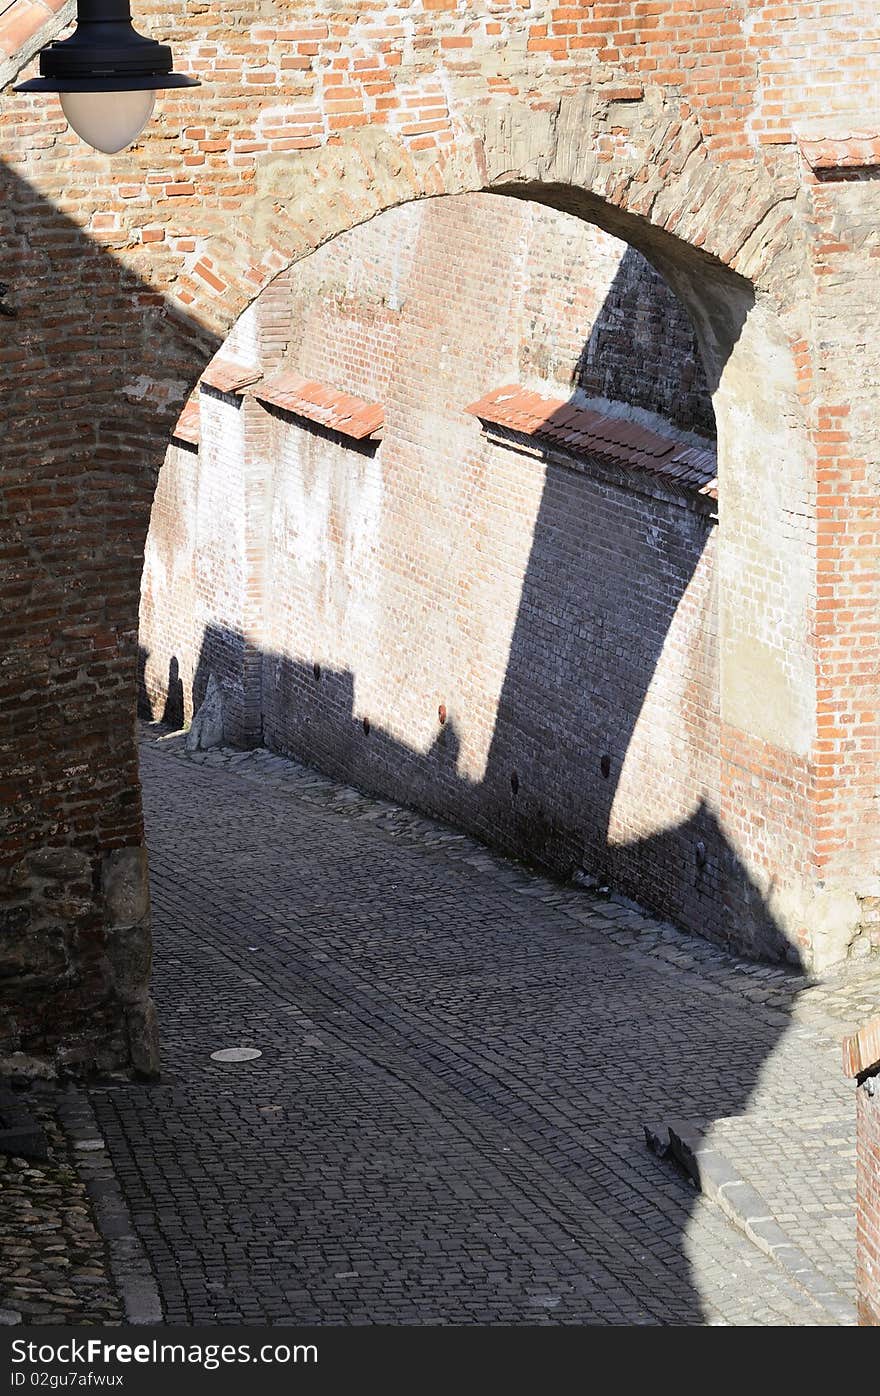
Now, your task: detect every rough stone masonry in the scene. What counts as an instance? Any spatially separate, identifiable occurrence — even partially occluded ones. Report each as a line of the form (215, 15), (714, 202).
(0, 6), (878, 1093)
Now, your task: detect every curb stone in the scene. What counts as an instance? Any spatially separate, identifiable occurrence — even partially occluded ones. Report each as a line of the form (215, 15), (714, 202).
(0, 1087), (48, 1161)
(646, 1118), (856, 1326)
(56, 1088), (163, 1325)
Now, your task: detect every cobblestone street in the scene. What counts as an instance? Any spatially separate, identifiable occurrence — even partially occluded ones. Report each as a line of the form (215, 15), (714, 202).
(0, 1096), (122, 1326)
(77, 729), (880, 1326)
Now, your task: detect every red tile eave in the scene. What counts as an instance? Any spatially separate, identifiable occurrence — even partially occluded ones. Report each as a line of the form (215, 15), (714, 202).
(200, 359), (262, 396)
(171, 398), (200, 447)
(466, 385), (717, 502)
(799, 133), (880, 172)
(843, 1015), (880, 1078)
(256, 369), (384, 442)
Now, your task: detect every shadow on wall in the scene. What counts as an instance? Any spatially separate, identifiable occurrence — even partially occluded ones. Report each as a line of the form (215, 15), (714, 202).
(142, 409), (785, 964)
(572, 245), (717, 440)
(141, 612), (789, 973)
(139, 626), (798, 1327)
(0, 156), (220, 1074)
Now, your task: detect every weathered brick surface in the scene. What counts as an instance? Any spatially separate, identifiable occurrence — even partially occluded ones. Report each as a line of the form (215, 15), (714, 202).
(856, 1082), (880, 1325)
(0, 1), (878, 1072)
(142, 196), (730, 949)
(844, 1019), (880, 1325)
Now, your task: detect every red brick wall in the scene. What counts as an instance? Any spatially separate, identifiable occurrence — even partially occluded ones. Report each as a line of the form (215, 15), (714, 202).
(143, 195), (730, 946)
(845, 1020), (880, 1327)
(857, 1079), (880, 1325)
(3, 0), (878, 1070)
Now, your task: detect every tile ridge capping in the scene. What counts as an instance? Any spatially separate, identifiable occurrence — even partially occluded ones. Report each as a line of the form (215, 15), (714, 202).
(200, 358), (264, 396)
(256, 368), (385, 442)
(843, 1015), (880, 1079)
(171, 397), (200, 447)
(465, 384), (717, 499)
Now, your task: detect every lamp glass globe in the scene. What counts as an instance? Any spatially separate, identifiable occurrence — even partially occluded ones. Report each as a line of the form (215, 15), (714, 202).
(60, 89), (157, 154)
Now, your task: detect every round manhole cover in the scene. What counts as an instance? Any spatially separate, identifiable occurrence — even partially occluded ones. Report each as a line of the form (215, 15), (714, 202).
(210, 1047), (262, 1063)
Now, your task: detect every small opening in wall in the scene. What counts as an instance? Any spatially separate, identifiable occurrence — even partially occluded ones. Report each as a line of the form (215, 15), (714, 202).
(313, 663), (321, 682)
(438, 703), (447, 725)
(363, 716), (370, 736)
(695, 840), (707, 869)
(600, 754), (611, 779)
(510, 770), (519, 796)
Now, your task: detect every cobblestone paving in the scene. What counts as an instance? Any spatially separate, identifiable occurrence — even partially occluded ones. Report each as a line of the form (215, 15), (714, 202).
(0, 1094), (122, 1325)
(87, 728), (880, 1325)
(706, 1112), (857, 1304)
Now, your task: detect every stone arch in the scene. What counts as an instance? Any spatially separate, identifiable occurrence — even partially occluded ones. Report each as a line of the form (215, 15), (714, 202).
(0, 85), (826, 1080)
(141, 108), (820, 984)
(158, 104), (817, 810)
(168, 89), (809, 349)
(161, 94), (817, 740)
(166, 95), (816, 780)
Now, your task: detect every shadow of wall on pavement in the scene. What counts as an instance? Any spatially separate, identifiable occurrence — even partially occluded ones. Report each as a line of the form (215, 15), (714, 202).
(162, 611), (787, 970)
(139, 620), (796, 1326)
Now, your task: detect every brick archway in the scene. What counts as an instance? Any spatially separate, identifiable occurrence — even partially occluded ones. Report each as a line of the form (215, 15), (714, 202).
(150, 99), (821, 962)
(172, 89), (806, 334)
(0, 83), (860, 1078)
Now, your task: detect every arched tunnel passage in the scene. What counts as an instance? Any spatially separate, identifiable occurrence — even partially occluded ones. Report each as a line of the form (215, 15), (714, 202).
(7, 0), (876, 1093)
(139, 189), (807, 969)
(127, 188), (858, 1326)
(0, 143), (863, 1328)
(1, 106), (837, 1088)
(124, 193), (834, 1325)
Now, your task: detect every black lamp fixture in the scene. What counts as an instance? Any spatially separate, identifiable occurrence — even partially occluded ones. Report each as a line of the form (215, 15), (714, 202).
(14, 0), (199, 154)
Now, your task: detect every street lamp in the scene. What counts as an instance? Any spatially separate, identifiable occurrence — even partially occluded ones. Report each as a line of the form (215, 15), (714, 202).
(14, 0), (198, 154)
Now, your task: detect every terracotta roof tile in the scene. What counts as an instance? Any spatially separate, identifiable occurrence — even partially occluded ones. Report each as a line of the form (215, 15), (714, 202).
(0, 0), (67, 61)
(843, 1016), (880, 1078)
(171, 398), (200, 447)
(256, 370), (384, 441)
(200, 359), (262, 396)
(799, 132), (880, 172)
(465, 385), (717, 501)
